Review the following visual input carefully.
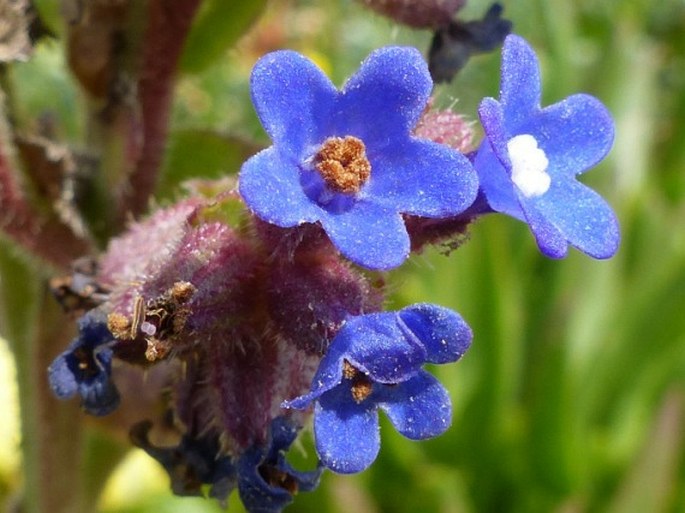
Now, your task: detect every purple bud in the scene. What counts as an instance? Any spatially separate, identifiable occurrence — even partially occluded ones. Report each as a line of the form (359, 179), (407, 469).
(356, 0), (466, 28)
(267, 253), (384, 355)
(414, 99), (474, 153)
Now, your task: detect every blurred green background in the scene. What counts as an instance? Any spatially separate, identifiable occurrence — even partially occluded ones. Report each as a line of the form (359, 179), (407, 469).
(1, 0), (685, 511)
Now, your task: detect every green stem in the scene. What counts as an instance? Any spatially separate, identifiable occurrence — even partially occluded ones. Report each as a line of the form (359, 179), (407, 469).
(0, 244), (85, 513)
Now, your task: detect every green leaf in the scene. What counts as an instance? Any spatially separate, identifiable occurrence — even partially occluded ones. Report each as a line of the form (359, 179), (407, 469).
(158, 129), (261, 200)
(179, 0), (268, 75)
(606, 390), (685, 513)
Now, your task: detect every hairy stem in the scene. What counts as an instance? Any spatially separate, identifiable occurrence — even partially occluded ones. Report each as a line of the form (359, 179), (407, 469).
(0, 134), (92, 270)
(117, 0), (203, 222)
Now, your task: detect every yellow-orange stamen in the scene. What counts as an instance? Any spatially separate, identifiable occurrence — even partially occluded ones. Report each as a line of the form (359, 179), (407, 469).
(342, 359), (374, 403)
(350, 379), (374, 403)
(342, 360), (357, 379)
(314, 136), (371, 193)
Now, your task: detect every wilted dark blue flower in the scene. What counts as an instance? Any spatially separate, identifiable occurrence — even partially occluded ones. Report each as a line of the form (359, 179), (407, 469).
(130, 421), (236, 500)
(283, 304), (472, 473)
(239, 47), (478, 270)
(472, 34), (619, 258)
(133, 417), (320, 513)
(47, 309), (120, 416)
(237, 417), (322, 513)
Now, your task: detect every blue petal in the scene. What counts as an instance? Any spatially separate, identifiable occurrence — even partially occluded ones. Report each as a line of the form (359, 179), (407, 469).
(398, 304), (472, 364)
(528, 94), (615, 179)
(78, 348), (120, 416)
(475, 99), (524, 219)
(238, 417), (322, 513)
(282, 341), (347, 411)
(280, 463), (322, 493)
(283, 311), (428, 410)
(335, 47), (431, 149)
(238, 447), (295, 513)
(130, 422), (236, 499)
(47, 309), (120, 415)
(77, 310), (114, 344)
(532, 178), (620, 258)
(209, 458), (238, 503)
(518, 199), (569, 258)
(499, 35), (541, 130)
(48, 352), (78, 399)
(80, 384), (119, 416)
(335, 312), (428, 383)
(319, 201), (410, 270)
(472, 141), (524, 220)
(239, 148), (322, 227)
(365, 137), (478, 217)
(314, 385), (380, 474)
(250, 50), (337, 160)
(376, 370), (452, 440)
(268, 416), (299, 455)
(478, 97), (511, 167)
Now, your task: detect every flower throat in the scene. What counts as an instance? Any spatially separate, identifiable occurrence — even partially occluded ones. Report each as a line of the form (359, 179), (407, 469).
(314, 136), (371, 193)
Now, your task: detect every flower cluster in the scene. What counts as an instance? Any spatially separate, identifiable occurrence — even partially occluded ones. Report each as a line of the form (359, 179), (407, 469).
(47, 32), (618, 513)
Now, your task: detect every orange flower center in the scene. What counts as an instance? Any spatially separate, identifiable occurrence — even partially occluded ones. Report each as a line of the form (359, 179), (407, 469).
(343, 360), (374, 403)
(314, 136), (371, 194)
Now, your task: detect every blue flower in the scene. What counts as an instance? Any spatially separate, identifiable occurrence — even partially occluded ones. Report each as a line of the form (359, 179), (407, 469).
(237, 417), (322, 513)
(239, 47), (478, 270)
(47, 309), (120, 416)
(283, 304), (472, 474)
(130, 421), (236, 500)
(472, 35), (619, 258)
(132, 417), (320, 512)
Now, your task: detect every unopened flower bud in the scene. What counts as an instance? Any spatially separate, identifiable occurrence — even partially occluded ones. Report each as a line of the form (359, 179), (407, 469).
(414, 99), (474, 153)
(356, 0), (466, 28)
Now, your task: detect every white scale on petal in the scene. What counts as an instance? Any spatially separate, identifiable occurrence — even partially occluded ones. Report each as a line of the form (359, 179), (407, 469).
(507, 134), (551, 198)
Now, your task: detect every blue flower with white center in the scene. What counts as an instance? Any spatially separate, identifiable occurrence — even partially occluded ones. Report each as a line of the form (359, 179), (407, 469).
(47, 309), (120, 416)
(472, 34), (619, 258)
(282, 304), (472, 474)
(239, 47), (478, 270)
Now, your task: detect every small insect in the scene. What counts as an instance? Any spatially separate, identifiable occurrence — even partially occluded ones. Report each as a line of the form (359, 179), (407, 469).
(105, 282), (196, 362)
(141, 282), (196, 362)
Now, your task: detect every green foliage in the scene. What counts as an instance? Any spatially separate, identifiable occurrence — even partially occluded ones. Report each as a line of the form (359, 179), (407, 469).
(180, 0), (268, 74)
(159, 129), (260, 200)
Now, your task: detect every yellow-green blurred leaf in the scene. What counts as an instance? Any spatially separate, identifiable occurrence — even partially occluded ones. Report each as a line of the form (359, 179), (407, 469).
(180, 0), (267, 75)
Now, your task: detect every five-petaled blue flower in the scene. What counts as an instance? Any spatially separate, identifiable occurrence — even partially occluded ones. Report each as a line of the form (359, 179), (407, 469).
(472, 34), (619, 258)
(283, 303), (472, 474)
(239, 47), (478, 270)
(47, 309), (120, 416)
